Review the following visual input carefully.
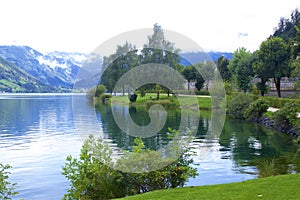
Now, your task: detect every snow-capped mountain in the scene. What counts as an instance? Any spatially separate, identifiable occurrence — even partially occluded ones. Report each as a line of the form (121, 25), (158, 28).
(0, 45), (91, 90)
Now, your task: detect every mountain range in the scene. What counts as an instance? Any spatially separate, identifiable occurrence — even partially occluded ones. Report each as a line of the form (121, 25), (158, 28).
(0, 45), (232, 92)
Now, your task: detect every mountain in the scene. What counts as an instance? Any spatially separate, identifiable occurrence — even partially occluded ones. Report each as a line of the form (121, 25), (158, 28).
(0, 56), (54, 92)
(0, 46), (88, 89)
(179, 51), (233, 66)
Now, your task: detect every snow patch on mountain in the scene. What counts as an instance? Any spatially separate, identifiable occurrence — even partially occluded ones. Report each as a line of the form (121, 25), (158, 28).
(37, 56), (69, 69)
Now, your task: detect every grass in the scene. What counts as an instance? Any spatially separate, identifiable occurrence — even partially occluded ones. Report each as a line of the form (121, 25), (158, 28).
(116, 173), (300, 200)
(110, 93), (212, 110)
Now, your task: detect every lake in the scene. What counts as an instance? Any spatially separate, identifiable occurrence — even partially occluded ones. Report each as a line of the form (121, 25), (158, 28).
(0, 94), (299, 199)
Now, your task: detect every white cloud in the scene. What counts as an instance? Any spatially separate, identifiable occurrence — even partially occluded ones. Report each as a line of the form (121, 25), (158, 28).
(0, 0), (299, 53)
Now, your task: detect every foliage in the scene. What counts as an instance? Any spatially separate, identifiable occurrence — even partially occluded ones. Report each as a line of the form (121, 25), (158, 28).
(194, 61), (215, 90)
(101, 42), (138, 93)
(62, 132), (197, 200)
(87, 84), (107, 101)
(181, 65), (205, 91)
(223, 81), (232, 95)
(95, 84), (106, 97)
(195, 75), (205, 91)
(273, 8), (300, 44)
(129, 92), (138, 102)
(258, 37), (292, 97)
(217, 55), (231, 81)
(194, 90), (210, 96)
(244, 99), (269, 120)
(100, 94), (112, 103)
(228, 47), (254, 92)
(264, 96), (300, 109)
(140, 88), (146, 97)
(100, 24), (182, 96)
(227, 93), (257, 119)
(182, 66), (196, 90)
(251, 157), (288, 178)
(274, 102), (298, 126)
(0, 163), (18, 199)
(251, 50), (270, 96)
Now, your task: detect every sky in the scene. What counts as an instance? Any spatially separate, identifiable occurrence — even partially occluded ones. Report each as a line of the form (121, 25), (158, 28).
(1, 0), (300, 54)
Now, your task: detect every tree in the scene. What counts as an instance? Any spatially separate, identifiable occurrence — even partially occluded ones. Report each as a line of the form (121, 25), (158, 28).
(217, 55), (231, 81)
(251, 50), (270, 96)
(195, 74), (205, 91)
(273, 9), (300, 43)
(228, 48), (254, 92)
(259, 37), (291, 97)
(142, 24), (181, 97)
(62, 133), (197, 200)
(101, 42), (138, 94)
(0, 164), (18, 199)
(195, 61), (215, 90)
(182, 65), (196, 90)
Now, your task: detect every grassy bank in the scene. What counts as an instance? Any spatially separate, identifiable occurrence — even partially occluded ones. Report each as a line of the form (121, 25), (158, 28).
(116, 173), (300, 200)
(110, 93), (212, 110)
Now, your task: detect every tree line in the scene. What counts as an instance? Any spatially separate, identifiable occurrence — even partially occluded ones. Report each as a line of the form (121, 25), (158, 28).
(219, 9), (300, 97)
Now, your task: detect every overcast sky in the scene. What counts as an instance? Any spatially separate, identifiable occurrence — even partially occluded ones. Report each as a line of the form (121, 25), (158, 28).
(1, 0), (300, 54)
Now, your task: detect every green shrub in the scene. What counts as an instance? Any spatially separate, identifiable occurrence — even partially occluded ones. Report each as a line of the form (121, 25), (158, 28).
(0, 164), (18, 199)
(140, 89), (146, 97)
(100, 94), (112, 103)
(194, 90), (210, 96)
(224, 81), (232, 95)
(129, 93), (138, 102)
(87, 84), (107, 101)
(274, 102), (298, 126)
(227, 93), (257, 119)
(264, 97), (300, 109)
(244, 99), (269, 120)
(62, 133), (197, 200)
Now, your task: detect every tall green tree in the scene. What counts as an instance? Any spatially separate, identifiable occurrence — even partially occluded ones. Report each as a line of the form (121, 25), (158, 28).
(259, 37), (291, 97)
(195, 61), (215, 90)
(101, 42), (138, 94)
(217, 56), (231, 81)
(273, 9), (300, 43)
(228, 48), (254, 92)
(182, 65), (196, 90)
(142, 24), (181, 97)
(251, 50), (270, 96)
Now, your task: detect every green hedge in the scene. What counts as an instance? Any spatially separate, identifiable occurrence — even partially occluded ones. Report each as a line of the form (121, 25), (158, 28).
(263, 97), (300, 109)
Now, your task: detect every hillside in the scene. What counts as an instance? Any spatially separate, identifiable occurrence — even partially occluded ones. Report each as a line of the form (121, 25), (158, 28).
(0, 45), (85, 89)
(0, 56), (54, 92)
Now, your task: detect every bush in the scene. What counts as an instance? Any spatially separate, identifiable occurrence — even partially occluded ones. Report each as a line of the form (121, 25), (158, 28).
(244, 99), (269, 120)
(194, 90), (210, 96)
(129, 93), (138, 102)
(274, 102), (298, 126)
(100, 94), (112, 103)
(87, 84), (107, 101)
(264, 97), (300, 109)
(62, 133), (197, 200)
(0, 164), (18, 199)
(140, 89), (146, 97)
(227, 93), (257, 119)
(224, 81), (232, 95)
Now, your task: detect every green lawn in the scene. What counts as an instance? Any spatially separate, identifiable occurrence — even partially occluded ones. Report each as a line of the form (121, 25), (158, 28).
(116, 173), (300, 200)
(110, 93), (212, 110)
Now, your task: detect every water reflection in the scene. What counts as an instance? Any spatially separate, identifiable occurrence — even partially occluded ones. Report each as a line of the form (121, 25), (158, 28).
(96, 103), (300, 185)
(0, 94), (299, 199)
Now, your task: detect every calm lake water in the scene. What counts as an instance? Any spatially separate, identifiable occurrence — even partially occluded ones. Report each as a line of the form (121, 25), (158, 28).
(0, 94), (299, 200)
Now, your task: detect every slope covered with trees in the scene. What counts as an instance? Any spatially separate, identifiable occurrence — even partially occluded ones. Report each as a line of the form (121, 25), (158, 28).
(0, 56), (54, 92)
